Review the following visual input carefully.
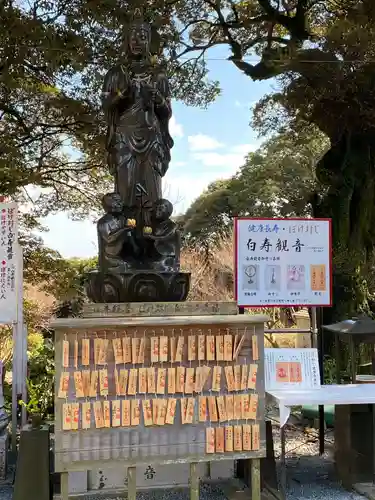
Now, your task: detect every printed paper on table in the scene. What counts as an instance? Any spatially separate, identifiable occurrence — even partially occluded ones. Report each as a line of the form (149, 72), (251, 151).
(264, 348), (321, 391)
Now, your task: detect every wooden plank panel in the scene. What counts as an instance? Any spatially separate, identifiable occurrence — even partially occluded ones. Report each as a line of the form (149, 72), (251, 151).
(54, 317), (266, 472)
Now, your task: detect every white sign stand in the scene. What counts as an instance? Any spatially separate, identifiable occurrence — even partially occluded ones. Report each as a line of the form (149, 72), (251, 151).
(0, 201), (26, 452)
(234, 217), (331, 459)
(234, 217), (332, 308)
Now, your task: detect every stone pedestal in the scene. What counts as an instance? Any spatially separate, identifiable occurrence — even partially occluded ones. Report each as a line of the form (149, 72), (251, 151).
(85, 270), (190, 303)
(14, 425), (49, 500)
(0, 431), (8, 480)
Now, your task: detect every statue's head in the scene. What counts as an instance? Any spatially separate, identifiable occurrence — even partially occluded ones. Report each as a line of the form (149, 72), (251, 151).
(153, 198), (173, 222)
(102, 193), (124, 214)
(127, 8), (152, 58)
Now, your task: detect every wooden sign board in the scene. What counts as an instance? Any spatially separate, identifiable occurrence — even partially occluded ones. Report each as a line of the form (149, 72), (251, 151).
(82, 301), (238, 318)
(53, 315), (266, 472)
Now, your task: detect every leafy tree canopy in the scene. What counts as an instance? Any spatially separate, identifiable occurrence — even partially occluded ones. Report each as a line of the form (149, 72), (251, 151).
(1, 0), (219, 220)
(4, 0), (375, 325)
(1, 0), (346, 221)
(3, 0), (373, 221)
(172, 0), (375, 324)
(181, 124), (328, 242)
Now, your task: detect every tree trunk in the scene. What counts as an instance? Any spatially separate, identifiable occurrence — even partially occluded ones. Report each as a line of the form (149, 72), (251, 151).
(313, 130), (375, 355)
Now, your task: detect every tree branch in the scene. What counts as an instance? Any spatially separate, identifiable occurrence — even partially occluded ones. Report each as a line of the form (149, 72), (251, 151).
(178, 19), (216, 38)
(258, 0), (310, 40)
(229, 47), (341, 82)
(204, 0), (243, 59)
(0, 103), (31, 134)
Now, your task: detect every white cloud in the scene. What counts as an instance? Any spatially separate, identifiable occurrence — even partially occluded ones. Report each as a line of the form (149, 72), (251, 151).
(40, 213), (97, 258)
(163, 172), (230, 214)
(231, 143), (257, 154)
(234, 100), (259, 109)
(192, 143), (257, 169)
(193, 152), (244, 169)
(169, 116), (184, 138)
(187, 134), (224, 151)
(164, 142), (258, 214)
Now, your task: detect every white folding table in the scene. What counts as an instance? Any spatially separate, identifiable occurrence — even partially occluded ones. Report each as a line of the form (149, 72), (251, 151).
(267, 384), (375, 499)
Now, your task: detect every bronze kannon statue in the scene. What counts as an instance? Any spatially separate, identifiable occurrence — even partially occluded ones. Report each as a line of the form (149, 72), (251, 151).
(86, 8), (190, 303)
(101, 7), (173, 226)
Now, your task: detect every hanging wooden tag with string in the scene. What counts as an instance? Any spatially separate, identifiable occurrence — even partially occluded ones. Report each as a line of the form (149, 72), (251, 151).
(82, 402), (91, 430)
(215, 427), (225, 453)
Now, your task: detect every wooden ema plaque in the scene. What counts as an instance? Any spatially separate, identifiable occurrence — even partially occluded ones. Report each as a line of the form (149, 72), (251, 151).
(53, 314), (267, 472)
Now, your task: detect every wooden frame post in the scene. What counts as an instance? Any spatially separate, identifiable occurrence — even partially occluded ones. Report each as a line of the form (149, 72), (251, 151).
(128, 466), (136, 500)
(61, 472), (69, 500)
(190, 462), (199, 500)
(251, 458), (261, 500)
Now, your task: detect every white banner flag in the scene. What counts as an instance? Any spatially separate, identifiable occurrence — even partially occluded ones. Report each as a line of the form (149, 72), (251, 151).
(0, 202), (18, 324)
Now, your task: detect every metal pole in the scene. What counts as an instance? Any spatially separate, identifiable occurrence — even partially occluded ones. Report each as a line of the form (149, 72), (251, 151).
(12, 245), (25, 452)
(311, 307), (318, 348)
(350, 338), (356, 384)
(21, 324), (27, 427)
(17, 247), (27, 427)
(237, 304), (245, 479)
(15, 246), (24, 395)
(311, 307), (325, 455)
(280, 426), (287, 500)
(11, 323), (17, 453)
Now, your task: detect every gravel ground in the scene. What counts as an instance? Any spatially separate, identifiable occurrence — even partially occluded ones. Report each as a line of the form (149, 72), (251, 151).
(133, 483), (228, 500)
(278, 456), (365, 500)
(268, 409), (366, 500)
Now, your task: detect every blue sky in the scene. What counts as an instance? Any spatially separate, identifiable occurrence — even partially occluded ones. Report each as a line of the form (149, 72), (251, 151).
(40, 47), (275, 258)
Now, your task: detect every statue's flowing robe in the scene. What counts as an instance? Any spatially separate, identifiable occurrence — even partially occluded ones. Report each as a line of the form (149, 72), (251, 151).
(102, 63), (174, 225)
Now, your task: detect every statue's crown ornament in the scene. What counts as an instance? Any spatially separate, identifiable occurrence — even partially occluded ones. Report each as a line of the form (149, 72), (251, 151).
(130, 7), (151, 35)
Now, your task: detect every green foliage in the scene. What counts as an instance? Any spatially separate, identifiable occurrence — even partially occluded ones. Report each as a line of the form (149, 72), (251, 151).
(23, 234), (97, 301)
(26, 336), (55, 419)
(181, 125), (328, 242)
(323, 356), (337, 384)
(171, 1), (375, 325)
(45, 256), (97, 301)
(4, 0), (375, 329)
(19, 256), (98, 421)
(4, 329), (55, 421)
(181, 179), (235, 244)
(1, 0), (219, 219)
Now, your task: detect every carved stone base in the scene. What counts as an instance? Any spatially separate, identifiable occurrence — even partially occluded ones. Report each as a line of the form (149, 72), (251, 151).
(85, 270), (190, 303)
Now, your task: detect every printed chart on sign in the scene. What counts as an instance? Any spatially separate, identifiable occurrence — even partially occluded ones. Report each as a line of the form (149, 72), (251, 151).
(54, 324), (265, 471)
(235, 218), (332, 307)
(264, 348), (321, 391)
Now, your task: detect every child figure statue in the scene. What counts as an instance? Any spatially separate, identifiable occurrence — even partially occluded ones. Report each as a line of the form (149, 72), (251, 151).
(97, 193), (139, 272)
(143, 198), (181, 272)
